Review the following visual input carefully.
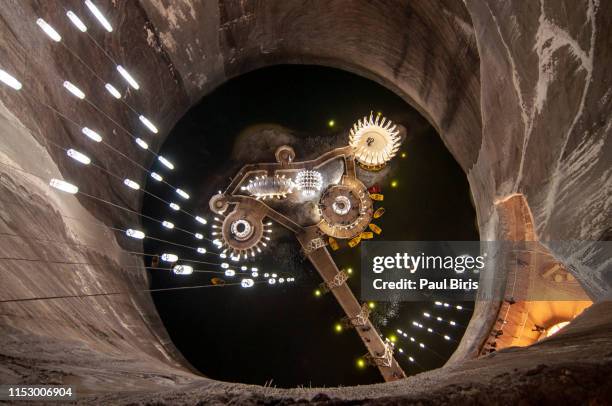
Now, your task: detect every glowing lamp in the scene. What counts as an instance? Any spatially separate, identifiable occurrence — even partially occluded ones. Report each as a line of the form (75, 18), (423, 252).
(67, 149), (91, 165)
(173, 264), (193, 275)
(169, 202), (180, 211)
(195, 233), (203, 240)
(85, 0), (113, 32)
(66, 11), (87, 32)
(161, 253), (178, 263)
(197, 247), (206, 254)
(116, 65), (138, 89)
(161, 221), (174, 229)
(150, 172), (162, 182)
(195, 216), (207, 225)
(241, 278), (255, 288)
(0, 69), (22, 90)
(135, 138), (148, 150)
(123, 178), (140, 190)
(82, 127), (102, 142)
(158, 155), (174, 170)
(63, 81), (85, 99)
(176, 188), (190, 199)
(105, 83), (121, 99)
(49, 178), (78, 194)
(125, 229), (145, 239)
(36, 18), (61, 42)
(139, 115), (158, 134)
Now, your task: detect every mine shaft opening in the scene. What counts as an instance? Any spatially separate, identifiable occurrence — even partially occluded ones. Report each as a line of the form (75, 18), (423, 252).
(141, 65), (478, 387)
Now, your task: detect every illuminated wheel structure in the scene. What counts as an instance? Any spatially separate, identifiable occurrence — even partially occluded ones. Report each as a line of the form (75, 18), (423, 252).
(349, 113), (401, 171)
(211, 208), (272, 261)
(317, 178), (373, 239)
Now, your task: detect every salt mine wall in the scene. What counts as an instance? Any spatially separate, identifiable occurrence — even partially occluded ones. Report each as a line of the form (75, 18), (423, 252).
(0, 0), (610, 403)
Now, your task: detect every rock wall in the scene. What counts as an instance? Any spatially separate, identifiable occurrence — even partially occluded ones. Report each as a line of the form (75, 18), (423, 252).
(0, 0), (609, 402)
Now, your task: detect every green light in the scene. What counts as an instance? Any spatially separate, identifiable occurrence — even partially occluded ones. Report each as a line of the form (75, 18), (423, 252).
(328, 119), (335, 128)
(356, 358), (366, 369)
(334, 323), (343, 333)
(391, 180), (398, 188)
(314, 289), (321, 297)
(388, 334), (398, 343)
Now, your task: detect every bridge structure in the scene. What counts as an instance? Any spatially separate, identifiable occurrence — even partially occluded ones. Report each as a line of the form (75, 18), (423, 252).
(209, 144), (406, 382)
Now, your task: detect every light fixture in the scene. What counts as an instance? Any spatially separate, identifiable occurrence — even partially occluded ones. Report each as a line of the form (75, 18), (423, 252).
(349, 113), (401, 170)
(268, 278), (276, 285)
(49, 178), (78, 194)
(195, 216), (207, 225)
(36, 18), (61, 42)
(175, 188), (190, 200)
(173, 264), (193, 275)
(150, 172), (163, 182)
(158, 156), (174, 170)
(105, 83), (121, 99)
(161, 253), (178, 263)
(225, 269), (236, 277)
(444, 335), (451, 340)
(0, 69), (22, 90)
(123, 178), (140, 190)
(169, 202), (180, 211)
(135, 138), (148, 150)
(295, 170), (323, 197)
(221, 263), (229, 269)
(82, 127), (102, 142)
(139, 115), (158, 134)
(251, 271), (259, 277)
(116, 65), (138, 89)
(85, 0), (113, 32)
(63, 81), (85, 99)
(66, 11), (87, 32)
(241, 278), (254, 288)
(423, 312), (430, 318)
(197, 247), (206, 254)
(162, 221), (174, 229)
(278, 278), (285, 283)
(67, 148), (91, 165)
(195, 233), (203, 240)
(125, 229), (145, 239)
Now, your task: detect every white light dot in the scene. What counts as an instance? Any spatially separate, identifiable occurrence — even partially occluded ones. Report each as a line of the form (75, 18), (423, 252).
(49, 178), (78, 194)
(150, 172), (163, 182)
(85, 0), (113, 32)
(67, 149), (91, 165)
(162, 221), (174, 229)
(195, 233), (203, 240)
(36, 18), (62, 42)
(63, 81), (85, 99)
(105, 83), (121, 99)
(161, 253), (178, 263)
(135, 138), (148, 150)
(139, 115), (158, 134)
(176, 188), (190, 200)
(66, 11), (87, 32)
(197, 247), (206, 254)
(116, 65), (138, 89)
(195, 216), (207, 225)
(123, 178), (140, 190)
(82, 127), (102, 142)
(169, 202), (180, 211)
(125, 229), (145, 239)
(0, 69), (22, 90)
(158, 156), (174, 170)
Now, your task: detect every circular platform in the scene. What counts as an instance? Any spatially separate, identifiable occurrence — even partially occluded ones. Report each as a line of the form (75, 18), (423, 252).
(317, 178), (373, 239)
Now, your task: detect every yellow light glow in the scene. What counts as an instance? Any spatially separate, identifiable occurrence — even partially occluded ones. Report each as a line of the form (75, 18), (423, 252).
(356, 358), (366, 369)
(391, 180), (398, 188)
(347, 267), (353, 275)
(314, 289), (322, 297)
(328, 119), (335, 127)
(388, 334), (397, 343)
(368, 301), (376, 309)
(334, 323), (343, 333)
(401, 152), (407, 158)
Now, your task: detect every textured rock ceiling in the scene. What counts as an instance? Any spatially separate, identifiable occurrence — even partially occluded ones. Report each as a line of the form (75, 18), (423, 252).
(0, 0), (610, 403)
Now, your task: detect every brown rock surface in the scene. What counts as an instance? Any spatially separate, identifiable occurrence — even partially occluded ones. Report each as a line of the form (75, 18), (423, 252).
(0, 0), (610, 403)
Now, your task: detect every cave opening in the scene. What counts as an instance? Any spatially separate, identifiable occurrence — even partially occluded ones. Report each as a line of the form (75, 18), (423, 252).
(141, 65), (478, 387)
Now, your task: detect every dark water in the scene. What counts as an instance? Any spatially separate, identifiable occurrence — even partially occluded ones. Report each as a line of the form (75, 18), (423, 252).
(142, 65), (478, 387)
